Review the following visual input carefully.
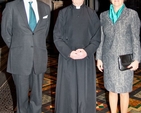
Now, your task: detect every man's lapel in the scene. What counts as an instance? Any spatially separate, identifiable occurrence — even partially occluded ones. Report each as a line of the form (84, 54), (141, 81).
(34, 0), (42, 31)
(17, 0), (29, 28)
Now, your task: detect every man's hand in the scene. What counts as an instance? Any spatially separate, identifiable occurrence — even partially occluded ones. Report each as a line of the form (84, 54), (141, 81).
(70, 49), (87, 60)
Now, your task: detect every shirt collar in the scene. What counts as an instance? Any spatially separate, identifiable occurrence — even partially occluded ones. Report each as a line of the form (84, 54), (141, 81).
(23, 0), (37, 3)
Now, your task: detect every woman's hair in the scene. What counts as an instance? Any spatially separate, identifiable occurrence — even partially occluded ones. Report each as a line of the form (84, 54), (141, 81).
(110, 0), (127, 2)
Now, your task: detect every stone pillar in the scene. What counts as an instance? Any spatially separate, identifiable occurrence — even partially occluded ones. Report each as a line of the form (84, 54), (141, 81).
(89, 0), (94, 9)
(40, 0), (52, 10)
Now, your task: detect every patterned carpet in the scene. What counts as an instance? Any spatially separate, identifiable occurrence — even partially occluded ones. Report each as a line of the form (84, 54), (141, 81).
(0, 55), (141, 113)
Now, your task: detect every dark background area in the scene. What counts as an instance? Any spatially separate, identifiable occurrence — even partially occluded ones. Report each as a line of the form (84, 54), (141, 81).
(0, 0), (141, 47)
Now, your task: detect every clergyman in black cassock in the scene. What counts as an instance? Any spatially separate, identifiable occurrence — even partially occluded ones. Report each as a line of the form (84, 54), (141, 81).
(53, 0), (101, 113)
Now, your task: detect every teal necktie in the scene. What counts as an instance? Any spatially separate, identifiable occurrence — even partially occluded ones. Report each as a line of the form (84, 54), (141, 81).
(29, 2), (36, 31)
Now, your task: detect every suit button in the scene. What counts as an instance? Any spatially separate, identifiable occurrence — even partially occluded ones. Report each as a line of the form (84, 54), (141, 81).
(32, 33), (34, 35)
(31, 46), (33, 47)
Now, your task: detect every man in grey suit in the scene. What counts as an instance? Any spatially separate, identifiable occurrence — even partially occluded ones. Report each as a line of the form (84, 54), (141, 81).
(1, 0), (50, 113)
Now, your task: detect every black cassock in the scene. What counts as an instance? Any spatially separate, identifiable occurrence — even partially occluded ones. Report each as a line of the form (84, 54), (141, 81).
(53, 4), (101, 113)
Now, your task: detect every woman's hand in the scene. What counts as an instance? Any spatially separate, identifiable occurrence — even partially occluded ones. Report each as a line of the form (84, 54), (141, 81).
(97, 59), (104, 72)
(128, 60), (139, 71)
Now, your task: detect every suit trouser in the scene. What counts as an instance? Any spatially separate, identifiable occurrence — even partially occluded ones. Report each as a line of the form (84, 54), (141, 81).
(12, 70), (44, 113)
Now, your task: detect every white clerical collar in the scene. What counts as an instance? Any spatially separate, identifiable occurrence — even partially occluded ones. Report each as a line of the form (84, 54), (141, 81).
(76, 6), (80, 9)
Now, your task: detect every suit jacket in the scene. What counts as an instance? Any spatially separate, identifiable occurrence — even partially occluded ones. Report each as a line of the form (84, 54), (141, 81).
(1, 0), (50, 75)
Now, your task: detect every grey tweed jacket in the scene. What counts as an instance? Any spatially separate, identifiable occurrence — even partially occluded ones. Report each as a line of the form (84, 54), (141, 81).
(97, 6), (141, 62)
(96, 6), (141, 93)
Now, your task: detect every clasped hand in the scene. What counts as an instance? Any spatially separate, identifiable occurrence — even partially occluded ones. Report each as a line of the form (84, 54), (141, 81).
(70, 49), (87, 60)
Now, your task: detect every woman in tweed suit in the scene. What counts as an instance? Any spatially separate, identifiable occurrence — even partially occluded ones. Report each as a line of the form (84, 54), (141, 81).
(96, 0), (141, 113)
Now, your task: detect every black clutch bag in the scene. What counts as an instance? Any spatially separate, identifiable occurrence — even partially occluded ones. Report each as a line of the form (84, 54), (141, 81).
(118, 54), (133, 71)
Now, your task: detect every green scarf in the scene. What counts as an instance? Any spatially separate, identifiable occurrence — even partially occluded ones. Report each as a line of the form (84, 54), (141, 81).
(109, 4), (125, 23)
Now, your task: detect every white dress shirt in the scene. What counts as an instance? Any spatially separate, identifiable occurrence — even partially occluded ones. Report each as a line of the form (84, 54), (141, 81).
(23, 0), (39, 23)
